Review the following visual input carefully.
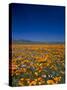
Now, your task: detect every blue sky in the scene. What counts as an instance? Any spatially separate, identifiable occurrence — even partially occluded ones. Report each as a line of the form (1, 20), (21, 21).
(11, 3), (65, 42)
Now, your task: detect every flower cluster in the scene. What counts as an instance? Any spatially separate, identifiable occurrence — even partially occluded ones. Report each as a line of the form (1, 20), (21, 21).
(11, 44), (65, 86)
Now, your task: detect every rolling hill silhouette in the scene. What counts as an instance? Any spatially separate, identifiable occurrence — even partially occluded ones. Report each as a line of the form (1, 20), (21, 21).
(12, 39), (64, 44)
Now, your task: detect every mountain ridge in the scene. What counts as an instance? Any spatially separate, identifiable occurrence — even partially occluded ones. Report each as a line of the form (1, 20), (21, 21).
(12, 39), (65, 44)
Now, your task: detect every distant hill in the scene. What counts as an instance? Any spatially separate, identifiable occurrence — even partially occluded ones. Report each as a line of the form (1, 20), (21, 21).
(13, 39), (33, 44)
(12, 39), (65, 44)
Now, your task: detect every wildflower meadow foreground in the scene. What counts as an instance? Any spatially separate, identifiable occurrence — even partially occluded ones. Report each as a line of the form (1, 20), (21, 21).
(10, 44), (65, 86)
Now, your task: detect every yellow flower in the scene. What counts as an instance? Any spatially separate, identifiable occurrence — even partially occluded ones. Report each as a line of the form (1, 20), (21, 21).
(20, 78), (24, 81)
(53, 76), (61, 83)
(38, 82), (42, 85)
(38, 77), (42, 81)
(22, 68), (27, 72)
(29, 81), (36, 86)
(18, 82), (24, 86)
(18, 78), (24, 86)
(26, 79), (30, 84)
(34, 79), (38, 82)
(35, 72), (38, 76)
(47, 80), (55, 85)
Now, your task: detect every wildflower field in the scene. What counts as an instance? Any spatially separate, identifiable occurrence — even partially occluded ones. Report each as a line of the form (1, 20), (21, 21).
(10, 44), (65, 86)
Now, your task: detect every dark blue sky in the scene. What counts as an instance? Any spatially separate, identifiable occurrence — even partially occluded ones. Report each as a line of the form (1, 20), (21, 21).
(11, 3), (65, 42)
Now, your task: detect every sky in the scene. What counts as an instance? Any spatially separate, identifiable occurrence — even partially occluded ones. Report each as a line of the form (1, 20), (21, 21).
(11, 3), (65, 42)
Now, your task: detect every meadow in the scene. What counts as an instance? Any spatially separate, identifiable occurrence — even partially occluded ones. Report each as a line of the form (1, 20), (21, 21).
(11, 44), (65, 86)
